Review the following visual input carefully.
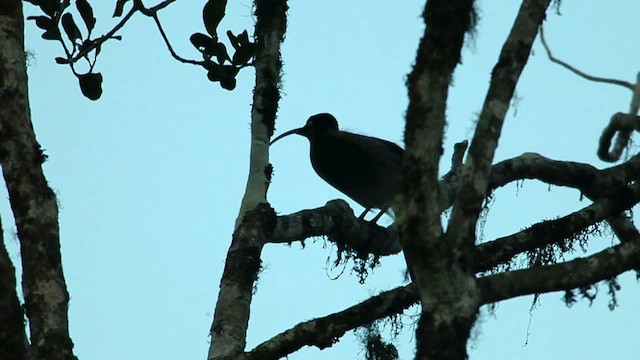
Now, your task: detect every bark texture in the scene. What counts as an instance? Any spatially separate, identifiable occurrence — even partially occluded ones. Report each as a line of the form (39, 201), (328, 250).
(269, 199), (402, 256)
(235, 0), (288, 226)
(403, 1), (478, 358)
(209, 204), (276, 359)
(403, 0), (553, 358)
(480, 240), (640, 303)
(208, 1), (287, 359)
(0, 217), (30, 360)
(241, 285), (417, 360)
(0, 1), (76, 359)
(236, 225), (640, 358)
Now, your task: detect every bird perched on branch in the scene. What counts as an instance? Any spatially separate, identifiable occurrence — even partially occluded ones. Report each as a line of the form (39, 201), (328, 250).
(270, 113), (404, 223)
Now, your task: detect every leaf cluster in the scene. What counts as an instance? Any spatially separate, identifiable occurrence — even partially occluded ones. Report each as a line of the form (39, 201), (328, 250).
(26, 0), (255, 98)
(190, 0), (255, 90)
(25, 0), (122, 100)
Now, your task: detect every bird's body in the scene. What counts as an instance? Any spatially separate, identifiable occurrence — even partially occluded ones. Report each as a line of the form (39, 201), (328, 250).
(271, 113), (404, 220)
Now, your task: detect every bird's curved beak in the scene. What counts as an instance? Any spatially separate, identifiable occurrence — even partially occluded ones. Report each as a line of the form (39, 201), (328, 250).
(270, 125), (309, 145)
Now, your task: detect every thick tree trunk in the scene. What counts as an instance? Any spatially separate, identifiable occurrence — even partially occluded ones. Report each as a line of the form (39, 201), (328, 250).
(403, 0), (551, 358)
(0, 1), (76, 359)
(403, 0), (478, 358)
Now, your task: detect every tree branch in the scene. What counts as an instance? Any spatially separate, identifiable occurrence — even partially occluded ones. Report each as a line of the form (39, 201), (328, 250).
(447, 0), (550, 253)
(242, 231), (640, 359)
(598, 112), (640, 162)
(68, 3), (138, 63)
(148, 11), (203, 65)
(539, 26), (640, 162)
(142, 0), (178, 13)
(241, 284), (418, 360)
(402, 0), (481, 357)
(489, 152), (640, 244)
(208, 1), (288, 359)
(475, 183), (640, 271)
(270, 151), (640, 259)
(270, 200), (401, 256)
(245, 178), (640, 358)
(136, 0), (204, 65)
(479, 240), (640, 303)
(59, 0), (199, 68)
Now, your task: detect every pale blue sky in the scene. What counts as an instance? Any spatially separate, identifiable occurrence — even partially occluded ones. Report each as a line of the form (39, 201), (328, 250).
(11, 1), (640, 359)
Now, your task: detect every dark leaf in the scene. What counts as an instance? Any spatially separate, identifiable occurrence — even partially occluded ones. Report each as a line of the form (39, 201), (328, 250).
(226, 30), (239, 49)
(113, 0), (130, 17)
(27, 16), (54, 31)
(61, 13), (82, 42)
(206, 62), (225, 81)
(42, 28), (62, 41)
(213, 42), (230, 64)
(78, 72), (103, 100)
(76, 0), (96, 33)
(202, 0), (227, 38)
(191, 33), (230, 63)
(55, 57), (70, 64)
(190, 32), (214, 52)
(220, 76), (236, 91)
(40, 0), (61, 17)
(205, 63), (238, 82)
(27, 16), (61, 40)
(237, 30), (249, 44)
(232, 43), (254, 65)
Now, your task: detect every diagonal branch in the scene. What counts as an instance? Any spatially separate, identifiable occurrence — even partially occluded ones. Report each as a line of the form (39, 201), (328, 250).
(248, 182), (640, 359)
(241, 284), (418, 360)
(66, 4), (138, 63)
(148, 10), (202, 65)
(479, 240), (640, 303)
(489, 152), (640, 244)
(447, 0), (551, 253)
(475, 183), (640, 271)
(242, 232), (640, 359)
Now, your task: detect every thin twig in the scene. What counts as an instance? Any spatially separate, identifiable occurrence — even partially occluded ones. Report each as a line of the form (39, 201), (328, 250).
(67, 5), (138, 63)
(150, 12), (203, 65)
(142, 0), (179, 14)
(539, 26), (634, 89)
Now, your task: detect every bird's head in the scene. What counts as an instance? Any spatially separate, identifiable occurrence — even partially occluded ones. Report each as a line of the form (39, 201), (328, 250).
(270, 113), (339, 145)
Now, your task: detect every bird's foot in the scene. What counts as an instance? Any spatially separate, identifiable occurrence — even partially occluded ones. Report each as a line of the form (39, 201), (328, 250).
(369, 209), (386, 224)
(357, 208), (371, 220)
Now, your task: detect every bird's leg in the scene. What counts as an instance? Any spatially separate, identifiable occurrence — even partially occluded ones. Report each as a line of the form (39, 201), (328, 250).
(369, 207), (390, 224)
(358, 208), (371, 220)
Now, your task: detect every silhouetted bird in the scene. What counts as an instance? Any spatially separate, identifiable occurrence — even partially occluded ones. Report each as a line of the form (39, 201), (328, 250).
(270, 113), (404, 222)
